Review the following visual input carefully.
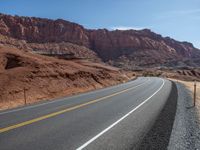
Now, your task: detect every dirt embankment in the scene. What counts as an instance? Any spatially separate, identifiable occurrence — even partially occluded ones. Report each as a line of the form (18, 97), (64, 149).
(0, 46), (129, 110)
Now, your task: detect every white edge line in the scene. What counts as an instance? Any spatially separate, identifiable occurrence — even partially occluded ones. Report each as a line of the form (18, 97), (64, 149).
(0, 78), (149, 115)
(76, 79), (165, 150)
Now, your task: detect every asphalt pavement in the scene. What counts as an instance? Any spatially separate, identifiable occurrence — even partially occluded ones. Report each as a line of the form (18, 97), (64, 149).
(0, 77), (173, 150)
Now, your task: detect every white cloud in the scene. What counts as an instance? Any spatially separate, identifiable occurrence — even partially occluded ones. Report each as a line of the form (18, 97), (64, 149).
(110, 26), (146, 31)
(194, 41), (200, 49)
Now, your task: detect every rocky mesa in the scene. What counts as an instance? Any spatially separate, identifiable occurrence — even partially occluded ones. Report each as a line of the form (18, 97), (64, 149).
(0, 13), (200, 68)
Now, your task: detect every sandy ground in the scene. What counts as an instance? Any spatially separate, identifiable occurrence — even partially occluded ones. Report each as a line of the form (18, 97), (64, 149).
(178, 80), (200, 106)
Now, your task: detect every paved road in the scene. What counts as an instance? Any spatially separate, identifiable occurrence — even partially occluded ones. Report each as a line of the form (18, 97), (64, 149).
(0, 77), (172, 150)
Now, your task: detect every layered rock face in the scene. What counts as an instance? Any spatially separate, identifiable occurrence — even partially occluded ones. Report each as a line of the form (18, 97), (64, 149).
(0, 13), (200, 68)
(89, 29), (200, 60)
(0, 14), (90, 46)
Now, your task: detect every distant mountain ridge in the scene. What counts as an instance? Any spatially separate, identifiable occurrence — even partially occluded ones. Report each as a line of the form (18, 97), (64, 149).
(0, 13), (200, 68)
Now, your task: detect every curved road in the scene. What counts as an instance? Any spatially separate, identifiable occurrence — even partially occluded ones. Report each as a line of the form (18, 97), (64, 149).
(0, 77), (172, 150)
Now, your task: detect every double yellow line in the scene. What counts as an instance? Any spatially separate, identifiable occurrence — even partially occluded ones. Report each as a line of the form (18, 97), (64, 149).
(0, 79), (149, 133)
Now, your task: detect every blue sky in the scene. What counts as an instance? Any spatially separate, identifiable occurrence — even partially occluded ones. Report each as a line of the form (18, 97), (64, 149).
(0, 0), (199, 48)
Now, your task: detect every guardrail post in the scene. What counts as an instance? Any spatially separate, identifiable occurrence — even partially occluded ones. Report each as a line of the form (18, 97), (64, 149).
(194, 80), (197, 107)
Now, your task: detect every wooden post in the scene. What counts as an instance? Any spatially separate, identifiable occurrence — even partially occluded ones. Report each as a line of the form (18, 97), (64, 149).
(194, 80), (197, 107)
(24, 88), (26, 105)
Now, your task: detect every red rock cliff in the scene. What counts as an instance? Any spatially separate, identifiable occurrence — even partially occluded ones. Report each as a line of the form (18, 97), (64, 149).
(0, 13), (200, 67)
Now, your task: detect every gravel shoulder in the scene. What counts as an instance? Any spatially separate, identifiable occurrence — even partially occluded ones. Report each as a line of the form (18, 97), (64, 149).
(168, 80), (200, 150)
(138, 79), (200, 150)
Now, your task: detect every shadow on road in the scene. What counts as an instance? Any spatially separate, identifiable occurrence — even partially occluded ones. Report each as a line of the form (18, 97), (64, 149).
(138, 82), (178, 150)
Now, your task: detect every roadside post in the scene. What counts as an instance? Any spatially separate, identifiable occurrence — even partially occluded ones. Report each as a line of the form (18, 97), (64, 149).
(24, 88), (27, 105)
(194, 80), (197, 107)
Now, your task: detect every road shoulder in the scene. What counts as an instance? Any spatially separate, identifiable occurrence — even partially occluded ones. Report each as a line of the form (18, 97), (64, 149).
(168, 81), (200, 149)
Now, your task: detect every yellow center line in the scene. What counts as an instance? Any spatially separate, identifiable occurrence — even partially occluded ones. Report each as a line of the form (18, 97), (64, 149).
(0, 79), (149, 133)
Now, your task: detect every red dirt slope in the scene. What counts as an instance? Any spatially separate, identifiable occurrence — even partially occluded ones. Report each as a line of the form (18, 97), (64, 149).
(0, 46), (127, 110)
